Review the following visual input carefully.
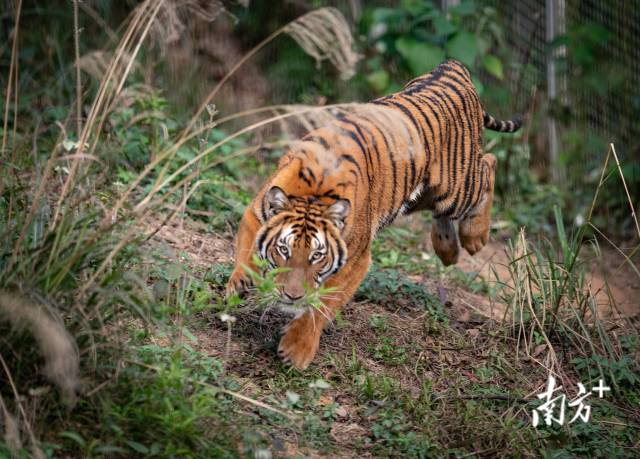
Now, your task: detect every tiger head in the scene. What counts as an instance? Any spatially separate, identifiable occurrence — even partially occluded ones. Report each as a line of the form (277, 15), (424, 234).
(256, 186), (350, 304)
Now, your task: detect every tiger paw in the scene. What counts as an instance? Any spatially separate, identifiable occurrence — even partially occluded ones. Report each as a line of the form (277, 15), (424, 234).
(225, 269), (251, 298)
(278, 313), (322, 370)
(431, 218), (460, 266)
(459, 230), (489, 255)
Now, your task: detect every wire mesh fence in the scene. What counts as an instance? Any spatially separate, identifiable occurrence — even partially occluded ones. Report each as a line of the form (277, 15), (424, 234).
(492, 0), (639, 183)
(565, 0), (640, 155)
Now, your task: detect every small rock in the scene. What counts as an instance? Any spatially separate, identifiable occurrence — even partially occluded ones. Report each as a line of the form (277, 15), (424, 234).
(334, 406), (348, 418)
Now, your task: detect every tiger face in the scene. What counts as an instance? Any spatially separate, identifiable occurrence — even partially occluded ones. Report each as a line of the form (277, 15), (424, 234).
(255, 186), (350, 304)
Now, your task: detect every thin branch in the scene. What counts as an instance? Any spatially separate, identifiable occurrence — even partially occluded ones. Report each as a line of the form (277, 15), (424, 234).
(125, 359), (297, 420)
(0, 354), (44, 459)
(0, 0), (22, 161)
(73, 0), (83, 137)
(433, 393), (528, 403)
(610, 144), (640, 239)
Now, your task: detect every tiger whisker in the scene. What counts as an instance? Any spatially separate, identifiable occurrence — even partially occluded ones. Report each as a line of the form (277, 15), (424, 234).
(315, 306), (333, 324)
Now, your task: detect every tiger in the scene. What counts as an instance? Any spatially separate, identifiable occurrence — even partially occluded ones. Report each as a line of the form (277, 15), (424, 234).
(225, 60), (522, 369)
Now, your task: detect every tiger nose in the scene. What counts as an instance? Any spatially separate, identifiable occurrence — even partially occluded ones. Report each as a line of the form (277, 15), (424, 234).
(283, 291), (304, 302)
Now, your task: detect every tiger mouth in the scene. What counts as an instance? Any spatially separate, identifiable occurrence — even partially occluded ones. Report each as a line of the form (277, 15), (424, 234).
(276, 301), (309, 318)
(279, 298), (305, 306)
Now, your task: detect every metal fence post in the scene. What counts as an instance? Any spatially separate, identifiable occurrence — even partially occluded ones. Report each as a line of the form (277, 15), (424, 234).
(546, 0), (566, 183)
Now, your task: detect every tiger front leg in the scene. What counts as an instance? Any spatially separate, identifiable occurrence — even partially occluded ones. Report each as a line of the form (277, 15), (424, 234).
(278, 251), (371, 370)
(431, 217), (460, 266)
(459, 153), (496, 255)
(226, 207), (261, 297)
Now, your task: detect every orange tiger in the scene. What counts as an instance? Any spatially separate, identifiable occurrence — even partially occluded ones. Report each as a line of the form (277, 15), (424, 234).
(226, 60), (522, 369)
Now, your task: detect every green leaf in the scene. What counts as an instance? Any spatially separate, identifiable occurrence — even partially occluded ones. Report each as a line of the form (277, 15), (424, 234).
(402, 0), (433, 16)
(395, 37), (445, 76)
(433, 16), (457, 37)
(553, 205), (570, 262)
(366, 70), (390, 93)
(482, 54), (504, 79)
(176, 147), (196, 161)
(476, 35), (491, 55)
(182, 327), (198, 344)
(445, 31), (478, 67)
(286, 391), (300, 405)
(58, 431), (86, 447)
(371, 7), (406, 31)
(93, 445), (128, 454)
(125, 440), (150, 454)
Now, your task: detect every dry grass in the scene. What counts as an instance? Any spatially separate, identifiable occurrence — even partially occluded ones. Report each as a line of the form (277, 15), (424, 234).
(77, 50), (137, 84)
(0, 292), (80, 403)
(150, 0), (228, 46)
(284, 7), (360, 80)
(497, 144), (639, 395)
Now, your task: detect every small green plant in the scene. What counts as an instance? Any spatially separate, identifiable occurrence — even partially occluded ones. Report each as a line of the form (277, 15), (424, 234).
(572, 354), (640, 392)
(369, 406), (438, 458)
(368, 336), (410, 366)
(487, 135), (568, 235)
(359, 373), (401, 401)
(218, 255), (337, 317)
(356, 266), (444, 320)
(204, 262), (234, 288)
(106, 91), (252, 231)
(91, 343), (231, 457)
(369, 314), (389, 332)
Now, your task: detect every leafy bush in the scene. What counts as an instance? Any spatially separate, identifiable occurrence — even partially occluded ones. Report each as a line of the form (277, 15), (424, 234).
(359, 0), (507, 97)
(572, 354), (640, 393)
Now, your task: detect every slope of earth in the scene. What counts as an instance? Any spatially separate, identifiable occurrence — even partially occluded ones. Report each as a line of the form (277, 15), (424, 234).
(141, 213), (640, 458)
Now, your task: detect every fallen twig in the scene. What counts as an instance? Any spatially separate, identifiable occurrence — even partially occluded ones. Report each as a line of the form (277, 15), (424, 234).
(433, 393), (528, 403)
(124, 359), (298, 421)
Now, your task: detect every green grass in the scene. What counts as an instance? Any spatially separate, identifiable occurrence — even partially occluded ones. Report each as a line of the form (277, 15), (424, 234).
(355, 265), (445, 319)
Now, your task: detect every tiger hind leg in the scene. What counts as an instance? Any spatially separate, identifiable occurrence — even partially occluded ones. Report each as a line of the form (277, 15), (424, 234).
(459, 153), (496, 255)
(431, 217), (460, 266)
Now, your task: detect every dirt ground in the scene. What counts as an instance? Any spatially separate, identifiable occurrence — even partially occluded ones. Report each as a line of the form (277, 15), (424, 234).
(142, 213), (639, 456)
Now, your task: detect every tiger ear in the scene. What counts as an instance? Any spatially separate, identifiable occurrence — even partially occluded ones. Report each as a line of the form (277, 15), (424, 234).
(264, 186), (290, 219)
(325, 199), (350, 230)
